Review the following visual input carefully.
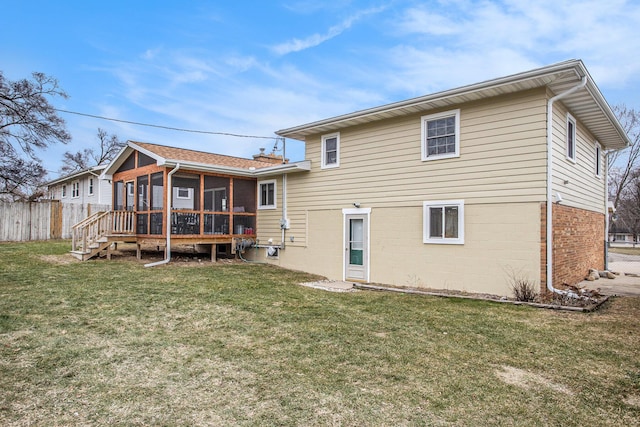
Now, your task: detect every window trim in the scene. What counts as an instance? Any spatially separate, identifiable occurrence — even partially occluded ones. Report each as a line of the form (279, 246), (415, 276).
(595, 141), (602, 178)
(421, 109), (461, 161)
(566, 113), (577, 163)
(88, 178), (94, 196)
(71, 181), (80, 199)
(175, 187), (192, 199)
(61, 185), (67, 198)
(321, 132), (340, 169)
(257, 179), (277, 210)
(423, 200), (464, 245)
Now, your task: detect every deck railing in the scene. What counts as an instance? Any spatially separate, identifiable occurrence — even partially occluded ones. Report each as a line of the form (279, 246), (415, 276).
(72, 210), (136, 254)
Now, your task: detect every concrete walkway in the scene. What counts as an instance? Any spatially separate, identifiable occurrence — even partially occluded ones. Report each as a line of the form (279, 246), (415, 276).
(582, 253), (640, 297)
(299, 254), (640, 297)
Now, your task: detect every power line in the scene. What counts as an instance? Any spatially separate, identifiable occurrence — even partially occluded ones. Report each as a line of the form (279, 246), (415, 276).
(54, 108), (282, 140)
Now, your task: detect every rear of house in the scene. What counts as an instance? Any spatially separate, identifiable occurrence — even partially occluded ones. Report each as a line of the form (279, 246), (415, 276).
(254, 60), (629, 296)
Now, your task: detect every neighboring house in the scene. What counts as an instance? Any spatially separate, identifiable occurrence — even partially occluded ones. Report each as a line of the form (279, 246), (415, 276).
(71, 141), (309, 260)
(255, 60), (630, 296)
(46, 165), (112, 206)
(609, 223), (638, 246)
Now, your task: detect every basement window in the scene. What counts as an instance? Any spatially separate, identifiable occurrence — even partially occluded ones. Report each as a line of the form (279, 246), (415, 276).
(423, 200), (464, 244)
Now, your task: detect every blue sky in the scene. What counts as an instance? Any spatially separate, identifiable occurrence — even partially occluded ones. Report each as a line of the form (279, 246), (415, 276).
(3, 0), (640, 178)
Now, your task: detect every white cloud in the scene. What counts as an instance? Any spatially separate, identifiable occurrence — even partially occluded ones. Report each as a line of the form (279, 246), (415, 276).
(387, 0), (640, 95)
(271, 6), (386, 55)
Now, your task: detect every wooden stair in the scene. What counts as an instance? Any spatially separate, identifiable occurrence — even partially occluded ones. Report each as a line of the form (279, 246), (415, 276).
(71, 210), (135, 261)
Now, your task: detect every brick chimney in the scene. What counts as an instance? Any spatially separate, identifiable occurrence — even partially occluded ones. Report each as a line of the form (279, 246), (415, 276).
(253, 147), (288, 164)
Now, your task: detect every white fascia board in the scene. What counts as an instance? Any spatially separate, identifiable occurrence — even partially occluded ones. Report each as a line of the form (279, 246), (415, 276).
(252, 160), (311, 176)
(46, 166), (106, 186)
(161, 160), (256, 177)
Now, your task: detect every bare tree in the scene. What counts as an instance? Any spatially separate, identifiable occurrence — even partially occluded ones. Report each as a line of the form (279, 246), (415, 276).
(608, 104), (640, 208)
(0, 71), (71, 200)
(613, 170), (640, 246)
(60, 128), (125, 174)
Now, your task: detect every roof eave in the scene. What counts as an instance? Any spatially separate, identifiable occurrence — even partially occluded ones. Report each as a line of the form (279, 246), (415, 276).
(275, 59), (630, 150)
(46, 165), (107, 186)
(252, 160), (312, 176)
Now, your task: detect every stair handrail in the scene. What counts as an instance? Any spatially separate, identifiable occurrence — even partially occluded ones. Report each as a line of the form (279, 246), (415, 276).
(72, 211), (112, 253)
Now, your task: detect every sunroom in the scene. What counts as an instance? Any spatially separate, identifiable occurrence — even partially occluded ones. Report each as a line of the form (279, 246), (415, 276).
(70, 141), (309, 261)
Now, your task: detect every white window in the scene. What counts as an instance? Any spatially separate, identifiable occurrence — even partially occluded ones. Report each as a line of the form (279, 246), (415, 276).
(595, 142), (602, 177)
(72, 181), (80, 198)
(321, 133), (340, 169)
(258, 180), (276, 209)
(176, 187), (191, 199)
(88, 178), (94, 196)
(423, 200), (464, 245)
(61, 185), (67, 198)
(422, 109), (460, 161)
(567, 113), (577, 162)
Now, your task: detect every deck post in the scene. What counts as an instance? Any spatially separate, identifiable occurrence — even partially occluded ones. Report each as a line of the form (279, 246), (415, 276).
(136, 243), (142, 260)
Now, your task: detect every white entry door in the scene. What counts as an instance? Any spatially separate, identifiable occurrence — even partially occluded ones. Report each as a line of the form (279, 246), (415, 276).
(344, 211), (369, 282)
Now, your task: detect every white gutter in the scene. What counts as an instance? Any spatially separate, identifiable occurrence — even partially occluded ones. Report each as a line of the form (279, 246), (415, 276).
(546, 76), (588, 294)
(145, 163), (181, 267)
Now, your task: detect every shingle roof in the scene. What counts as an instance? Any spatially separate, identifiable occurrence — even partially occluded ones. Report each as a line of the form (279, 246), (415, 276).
(132, 141), (275, 169)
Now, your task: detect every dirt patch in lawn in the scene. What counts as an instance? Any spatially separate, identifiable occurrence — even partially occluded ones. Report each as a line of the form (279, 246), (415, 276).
(496, 365), (574, 396)
(38, 254), (78, 265)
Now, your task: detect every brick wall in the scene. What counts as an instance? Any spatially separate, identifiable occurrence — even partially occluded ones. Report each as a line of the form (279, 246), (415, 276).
(540, 203), (605, 292)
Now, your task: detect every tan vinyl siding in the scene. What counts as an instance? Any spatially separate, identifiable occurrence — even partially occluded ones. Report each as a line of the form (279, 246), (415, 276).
(295, 89), (548, 212)
(268, 203), (541, 295)
(550, 100), (606, 213)
(256, 175), (284, 243)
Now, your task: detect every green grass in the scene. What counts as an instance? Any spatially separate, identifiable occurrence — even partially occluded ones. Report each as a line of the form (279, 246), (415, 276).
(1, 241), (640, 426)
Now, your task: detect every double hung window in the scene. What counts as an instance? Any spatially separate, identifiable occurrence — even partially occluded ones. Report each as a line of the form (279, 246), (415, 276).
(422, 109), (460, 161)
(321, 133), (340, 169)
(595, 142), (602, 177)
(258, 180), (276, 209)
(72, 181), (80, 198)
(567, 113), (577, 162)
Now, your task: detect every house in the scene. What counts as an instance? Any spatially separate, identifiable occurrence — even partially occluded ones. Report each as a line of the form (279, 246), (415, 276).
(609, 223), (638, 246)
(46, 165), (111, 206)
(253, 60), (630, 296)
(70, 141), (309, 261)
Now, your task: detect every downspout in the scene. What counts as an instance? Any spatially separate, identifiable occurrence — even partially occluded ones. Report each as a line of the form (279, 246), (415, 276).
(604, 151), (610, 270)
(281, 173), (287, 246)
(281, 137), (287, 247)
(546, 76), (587, 294)
(145, 163), (181, 267)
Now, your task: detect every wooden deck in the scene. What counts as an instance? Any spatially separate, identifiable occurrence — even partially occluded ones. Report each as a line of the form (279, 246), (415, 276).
(71, 211), (251, 261)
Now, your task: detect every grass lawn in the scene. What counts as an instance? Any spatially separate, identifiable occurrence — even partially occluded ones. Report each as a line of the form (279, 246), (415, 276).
(610, 246), (640, 256)
(1, 241), (639, 426)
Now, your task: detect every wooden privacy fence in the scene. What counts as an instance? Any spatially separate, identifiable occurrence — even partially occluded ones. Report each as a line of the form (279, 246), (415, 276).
(0, 201), (110, 242)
